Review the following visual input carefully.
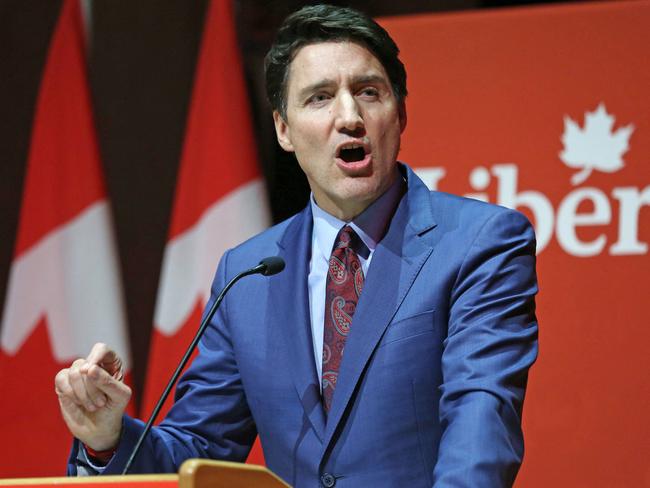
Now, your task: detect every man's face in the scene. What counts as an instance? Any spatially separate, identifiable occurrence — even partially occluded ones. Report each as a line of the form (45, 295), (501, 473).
(273, 41), (406, 221)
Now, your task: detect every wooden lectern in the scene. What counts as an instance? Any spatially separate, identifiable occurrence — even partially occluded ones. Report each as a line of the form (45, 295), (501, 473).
(0, 459), (290, 488)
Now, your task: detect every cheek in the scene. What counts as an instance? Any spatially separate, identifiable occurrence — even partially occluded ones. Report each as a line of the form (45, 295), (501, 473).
(374, 123), (402, 157)
(291, 121), (327, 153)
(367, 107), (401, 136)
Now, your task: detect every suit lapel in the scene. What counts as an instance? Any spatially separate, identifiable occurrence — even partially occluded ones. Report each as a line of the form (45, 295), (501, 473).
(270, 206), (326, 441)
(321, 168), (438, 453)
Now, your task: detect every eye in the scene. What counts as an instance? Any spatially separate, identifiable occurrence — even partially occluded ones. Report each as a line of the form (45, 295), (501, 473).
(306, 92), (331, 105)
(358, 87), (379, 99)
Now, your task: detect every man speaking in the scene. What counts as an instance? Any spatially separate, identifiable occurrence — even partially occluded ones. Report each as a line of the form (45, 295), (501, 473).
(55, 4), (538, 487)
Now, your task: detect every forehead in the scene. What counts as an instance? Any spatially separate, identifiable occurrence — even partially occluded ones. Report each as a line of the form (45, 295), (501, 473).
(286, 41), (389, 93)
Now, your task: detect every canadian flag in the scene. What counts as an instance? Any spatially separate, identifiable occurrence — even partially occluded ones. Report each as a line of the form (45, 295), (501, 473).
(141, 0), (270, 464)
(0, 0), (130, 477)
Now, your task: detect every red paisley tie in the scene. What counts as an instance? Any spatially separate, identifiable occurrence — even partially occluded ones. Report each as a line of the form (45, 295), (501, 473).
(322, 225), (365, 413)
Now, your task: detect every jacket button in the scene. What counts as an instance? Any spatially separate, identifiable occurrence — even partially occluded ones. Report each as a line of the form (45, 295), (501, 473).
(321, 473), (336, 487)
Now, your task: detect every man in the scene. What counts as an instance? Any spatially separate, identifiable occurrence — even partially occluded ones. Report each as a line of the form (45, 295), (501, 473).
(56, 5), (538, 487)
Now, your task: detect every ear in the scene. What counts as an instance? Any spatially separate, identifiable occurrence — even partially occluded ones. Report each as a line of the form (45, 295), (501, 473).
(273, 111), (295, 152)
(398, 101), (407, 133)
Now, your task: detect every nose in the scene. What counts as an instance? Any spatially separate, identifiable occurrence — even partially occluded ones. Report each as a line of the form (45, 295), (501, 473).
(334, 92), (364, 134)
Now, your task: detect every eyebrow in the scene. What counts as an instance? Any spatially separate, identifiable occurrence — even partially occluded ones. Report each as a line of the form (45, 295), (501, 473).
(296, 74), (390, 100)
(297, 80), (335, 100)
(353, 74), (389, 87)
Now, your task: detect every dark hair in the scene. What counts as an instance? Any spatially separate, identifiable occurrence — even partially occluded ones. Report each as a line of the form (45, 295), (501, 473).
(264, 4), (407, 118)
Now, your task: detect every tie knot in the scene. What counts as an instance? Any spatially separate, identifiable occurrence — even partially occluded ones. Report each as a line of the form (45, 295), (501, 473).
(335, 225), (359, 251)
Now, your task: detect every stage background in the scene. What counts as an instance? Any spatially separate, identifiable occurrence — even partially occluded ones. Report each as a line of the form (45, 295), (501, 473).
(1, 0), (648, 485)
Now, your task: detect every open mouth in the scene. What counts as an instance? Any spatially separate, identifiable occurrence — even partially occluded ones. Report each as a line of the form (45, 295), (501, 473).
(338, 145), (367, 163)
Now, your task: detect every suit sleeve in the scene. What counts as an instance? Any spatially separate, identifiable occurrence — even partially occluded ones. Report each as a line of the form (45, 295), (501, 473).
(67, 249), (257, 475)
(432, 209), (539, 487)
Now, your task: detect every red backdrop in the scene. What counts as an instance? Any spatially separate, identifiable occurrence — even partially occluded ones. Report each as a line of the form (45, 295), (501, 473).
(380, 1), (650, 486)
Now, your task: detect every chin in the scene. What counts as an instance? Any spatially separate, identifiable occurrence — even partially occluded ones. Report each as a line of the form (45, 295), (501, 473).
(341, 183), (383, 207)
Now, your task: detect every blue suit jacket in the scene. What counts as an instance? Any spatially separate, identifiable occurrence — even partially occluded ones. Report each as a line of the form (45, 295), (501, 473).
(69, 164), (538, 487)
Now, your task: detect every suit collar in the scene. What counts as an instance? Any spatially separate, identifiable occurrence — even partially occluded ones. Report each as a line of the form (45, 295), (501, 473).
(273, 206), (327, 440)
(400, 162), (437, 237)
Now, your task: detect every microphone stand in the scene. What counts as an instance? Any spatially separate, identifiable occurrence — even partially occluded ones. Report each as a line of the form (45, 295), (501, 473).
(122, 258), (282, 474)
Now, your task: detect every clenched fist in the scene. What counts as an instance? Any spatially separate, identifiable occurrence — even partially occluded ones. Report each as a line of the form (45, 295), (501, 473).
(55, 343), (131, 451)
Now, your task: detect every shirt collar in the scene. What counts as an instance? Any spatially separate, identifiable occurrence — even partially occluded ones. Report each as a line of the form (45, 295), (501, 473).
(310, 172), (405, 262)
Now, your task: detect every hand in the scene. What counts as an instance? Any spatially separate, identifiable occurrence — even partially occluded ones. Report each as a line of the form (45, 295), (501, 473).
(55, 342), (132, 451)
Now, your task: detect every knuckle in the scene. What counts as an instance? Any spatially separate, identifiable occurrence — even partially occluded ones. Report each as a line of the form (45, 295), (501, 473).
(101, 373), (113, 387)
(54, 369), (67, 384)
(54, 374), (67, 395)
(118, 386), (132, 403)
(71, 358), (85, 370)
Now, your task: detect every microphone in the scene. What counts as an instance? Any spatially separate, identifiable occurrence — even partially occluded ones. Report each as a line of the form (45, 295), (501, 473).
(250, 256), (285, 276)
(122, 256), (285, 474)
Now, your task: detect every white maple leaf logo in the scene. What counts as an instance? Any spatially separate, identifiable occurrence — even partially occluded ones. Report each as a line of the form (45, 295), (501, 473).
(560, 103), (634, 186)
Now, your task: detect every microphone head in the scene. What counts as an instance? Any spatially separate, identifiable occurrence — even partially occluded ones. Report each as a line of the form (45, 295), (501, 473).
(258, 256), (285, 276)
